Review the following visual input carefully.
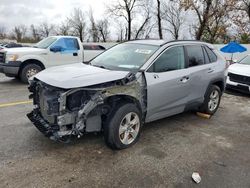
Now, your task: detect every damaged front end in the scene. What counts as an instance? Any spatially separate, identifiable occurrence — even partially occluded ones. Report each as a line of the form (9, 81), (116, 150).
(27, 73), (145, 142)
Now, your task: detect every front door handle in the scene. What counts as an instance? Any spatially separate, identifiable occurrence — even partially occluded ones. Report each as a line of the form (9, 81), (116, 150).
(73, 53), (78, 56)
(208, 68), (214, 73)
(180, 76), (189, 83)
(153, 74), (159, 79)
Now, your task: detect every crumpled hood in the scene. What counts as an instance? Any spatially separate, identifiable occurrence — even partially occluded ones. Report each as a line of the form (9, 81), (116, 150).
(34, 63), (130, 89)
(228, 63), (250, 76)
(3, 47), (46, 55)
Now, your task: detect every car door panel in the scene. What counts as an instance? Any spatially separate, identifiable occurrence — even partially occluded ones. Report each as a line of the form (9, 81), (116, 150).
(185, 64), (213, 102)
(184, 45), (216, 103)
(144, 45), (190, 123)
(145, 69), (191, 122)
(48, 38), (80, 67)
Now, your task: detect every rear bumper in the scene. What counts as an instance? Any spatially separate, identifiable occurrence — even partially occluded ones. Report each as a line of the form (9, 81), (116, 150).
(0, 61), (21, 77)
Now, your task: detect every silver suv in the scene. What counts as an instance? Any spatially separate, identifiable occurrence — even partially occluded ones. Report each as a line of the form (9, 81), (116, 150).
(27, 40), (227, 149)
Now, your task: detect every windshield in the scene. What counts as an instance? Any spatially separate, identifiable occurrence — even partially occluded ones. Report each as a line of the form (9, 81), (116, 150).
(239, 55), (250, 65)
(34, 37), (57, 49)
(91, 43), (159, 71)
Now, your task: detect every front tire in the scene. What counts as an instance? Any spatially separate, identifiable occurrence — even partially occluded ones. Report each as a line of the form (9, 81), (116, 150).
(20, 64), (42, 83)
(200, 85), (222, 115)
(104, 103), (142, 150)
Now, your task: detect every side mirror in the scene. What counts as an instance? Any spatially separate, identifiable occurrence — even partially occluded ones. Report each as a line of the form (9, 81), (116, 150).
(50, 46), (62, 53)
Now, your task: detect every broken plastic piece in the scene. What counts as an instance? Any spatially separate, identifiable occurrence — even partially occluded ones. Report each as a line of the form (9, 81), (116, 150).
(192, 172), (201, 183)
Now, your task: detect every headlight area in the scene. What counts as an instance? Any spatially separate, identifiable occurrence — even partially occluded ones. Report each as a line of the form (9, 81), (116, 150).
(6, 54), (19, 62)
(57, 89), (104, 136)
(66, 90), (95, 111)
(27, 81), (105, 142)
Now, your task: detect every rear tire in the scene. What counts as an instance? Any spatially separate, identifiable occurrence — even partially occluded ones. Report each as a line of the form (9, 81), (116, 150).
(104, 103), (142, 150)
(200, 85), (222, 115)
(20, 64), (42, 83)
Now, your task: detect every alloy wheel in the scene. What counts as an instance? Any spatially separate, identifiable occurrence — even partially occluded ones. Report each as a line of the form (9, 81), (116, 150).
(119, 112), (140, 145)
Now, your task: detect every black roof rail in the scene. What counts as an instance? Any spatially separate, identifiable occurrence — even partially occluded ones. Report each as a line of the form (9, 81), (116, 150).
(125, 38), (164, 42)
(160, 40), (208, 46)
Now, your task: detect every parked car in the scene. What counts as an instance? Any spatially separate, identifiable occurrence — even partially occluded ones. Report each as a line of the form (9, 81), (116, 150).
(27, 40), (227, 150)
(0, 46), (6, 50)
(5, 43), (23, 48)
(227, 54), (250, 94)
(83, 44), (106, 62)
(0, 36), (84, 83)
(0, 42), (8, 50)
(0, 42), (23, 50)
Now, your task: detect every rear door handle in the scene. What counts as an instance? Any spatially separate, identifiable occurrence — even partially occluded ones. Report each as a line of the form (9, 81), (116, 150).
(180, 76), (189, 83)
(73, 53), (78, 56)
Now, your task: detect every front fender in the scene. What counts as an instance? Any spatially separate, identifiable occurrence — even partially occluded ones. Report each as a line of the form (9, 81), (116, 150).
(18, 55), (47, 67)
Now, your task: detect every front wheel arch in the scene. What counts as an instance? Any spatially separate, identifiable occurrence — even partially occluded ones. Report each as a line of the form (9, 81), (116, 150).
(18, 59), (45, 76)
(19, 60), (45, 83)
(102, 95), (143, 120)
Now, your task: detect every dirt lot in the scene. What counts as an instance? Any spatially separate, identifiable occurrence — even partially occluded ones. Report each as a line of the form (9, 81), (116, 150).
(0, 74), (249, 188)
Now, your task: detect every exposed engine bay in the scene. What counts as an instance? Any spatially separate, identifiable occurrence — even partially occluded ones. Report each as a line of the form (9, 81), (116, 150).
(27, 73), (146, 142)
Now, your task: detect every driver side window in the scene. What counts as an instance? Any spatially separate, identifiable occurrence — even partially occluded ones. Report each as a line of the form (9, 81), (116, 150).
(148, 46), (185, 72)
(52, 38), (79, 51)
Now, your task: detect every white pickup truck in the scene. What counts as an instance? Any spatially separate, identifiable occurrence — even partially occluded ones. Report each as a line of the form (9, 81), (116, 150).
(0, 36), (101, 83)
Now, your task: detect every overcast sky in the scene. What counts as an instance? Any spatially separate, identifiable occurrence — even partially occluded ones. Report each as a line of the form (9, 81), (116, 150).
(0, 0), (196, 40)
(0, 0), (108, 31)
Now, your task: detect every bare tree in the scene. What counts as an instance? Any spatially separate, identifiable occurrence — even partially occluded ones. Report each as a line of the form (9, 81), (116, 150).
(56, 20), (71, 36)
(181, 0), (236, 41)
(163, 0), (184, 39)
(206, 0), (236, 43)
(237, 0), (250, 19)
(107, 0), (143, 40)
(68, 8), (86, 42)
(89, 8), (99, 42)
(231, 0), (250, 40)
(12, 25), (27, 42)
(30, 24), (41, 41)
(182, 0), (213, 40)
(97, 18), (110, 42)
(115, 21), (127, 42)
(39, 22), (54, 38)
(134, 3), (151, 39)
(0, 26), (6, 39)
(144, 22), (157, 39)
(156, 0), (163, 39)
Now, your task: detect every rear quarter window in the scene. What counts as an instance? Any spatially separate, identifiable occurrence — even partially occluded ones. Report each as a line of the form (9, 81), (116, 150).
(204, 46), (217, 63)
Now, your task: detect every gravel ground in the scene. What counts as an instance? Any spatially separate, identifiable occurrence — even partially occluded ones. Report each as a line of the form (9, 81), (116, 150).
(0, 74), (249, 188)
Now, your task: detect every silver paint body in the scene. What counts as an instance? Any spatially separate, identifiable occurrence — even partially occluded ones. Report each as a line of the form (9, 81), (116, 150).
(33, 40), (226, 124)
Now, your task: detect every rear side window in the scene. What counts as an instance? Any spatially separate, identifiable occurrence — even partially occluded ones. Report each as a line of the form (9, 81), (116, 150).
(148, 46), (185, 73)
(186, 45), (205, 67)
(83, 45), (106, 50)
(204, 46), (217, 63)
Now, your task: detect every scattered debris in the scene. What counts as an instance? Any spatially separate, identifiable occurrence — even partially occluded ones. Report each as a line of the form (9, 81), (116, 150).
(213, 161), (227, 167)
(196, 112), (211, 119)
(192, 172), (201, 184)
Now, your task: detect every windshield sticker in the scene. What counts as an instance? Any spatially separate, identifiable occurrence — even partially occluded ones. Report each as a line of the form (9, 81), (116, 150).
(135, 49), (152, 54)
